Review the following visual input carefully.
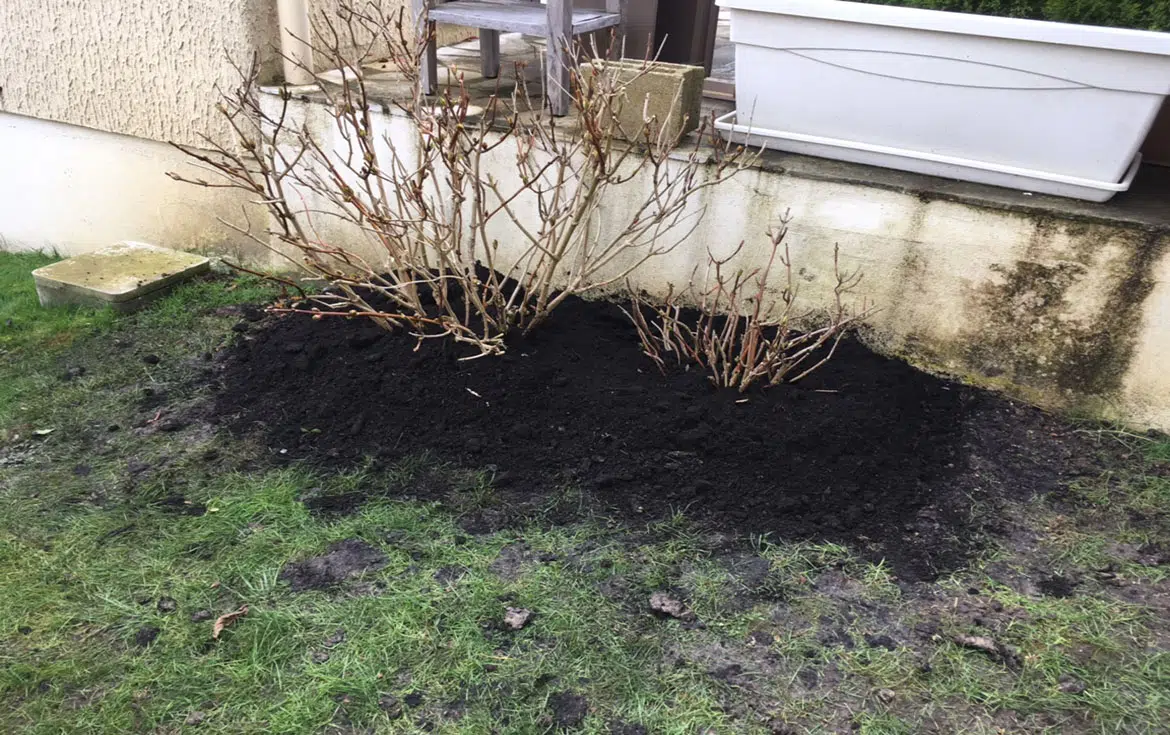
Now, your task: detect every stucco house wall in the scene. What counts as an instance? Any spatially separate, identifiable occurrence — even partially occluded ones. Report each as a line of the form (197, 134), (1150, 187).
(0, 0), (471, 257)
(0, 0), (470, 148)
(0, 0), (282, 148)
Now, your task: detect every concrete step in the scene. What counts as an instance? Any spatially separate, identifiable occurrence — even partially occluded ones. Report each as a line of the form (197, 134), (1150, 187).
(32, 242), (210, 313)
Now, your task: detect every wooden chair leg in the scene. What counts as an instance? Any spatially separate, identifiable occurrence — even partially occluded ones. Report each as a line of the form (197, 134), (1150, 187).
(480, 29), (500, 78)
(547, 0), (573, 116)
(412, 0), (438, 93)
(605, 0), (628, 58)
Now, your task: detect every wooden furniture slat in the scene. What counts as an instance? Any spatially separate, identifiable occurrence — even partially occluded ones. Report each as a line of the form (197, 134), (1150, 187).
(419, 0), (626, 114)
(480, 29), (501, 77)
(428, 2), (619, 35)
(547, 0), (574, 116)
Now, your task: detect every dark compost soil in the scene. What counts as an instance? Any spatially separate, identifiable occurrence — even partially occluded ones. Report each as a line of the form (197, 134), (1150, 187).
(213, 296), (1096, 581)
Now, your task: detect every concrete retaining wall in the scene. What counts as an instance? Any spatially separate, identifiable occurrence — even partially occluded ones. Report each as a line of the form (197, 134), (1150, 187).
(255, 96), (1170, 431)
(3, 90), (1168, 433)
(0, 112), (264, 259)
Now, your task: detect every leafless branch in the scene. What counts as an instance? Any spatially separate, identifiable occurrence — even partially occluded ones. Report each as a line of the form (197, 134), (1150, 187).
(170, 1), (754, 356)
(624, 215), (876, 392)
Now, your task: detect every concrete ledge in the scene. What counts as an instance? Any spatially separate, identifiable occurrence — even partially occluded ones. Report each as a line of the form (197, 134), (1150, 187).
(32, 242), (210, 313)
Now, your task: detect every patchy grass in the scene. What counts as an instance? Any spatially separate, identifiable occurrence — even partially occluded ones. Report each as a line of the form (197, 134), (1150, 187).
(1, 250), (1169, 733)
(0, 252), (118, 354)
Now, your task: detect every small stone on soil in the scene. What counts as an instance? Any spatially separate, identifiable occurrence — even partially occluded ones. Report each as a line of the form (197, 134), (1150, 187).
(504, 607), (534, 630)
(184, 711), (206, 726)
(1058, 674), (1087, 694)
(876, 688), (896, 704)
(747, 630), (774, 647)
(379, 695), (402, 718)
(548, 691), (588, 728)
(953, 634), (1021, 668)
(1037, 574), (1078, 598)
(134, 625), (160, 647)
(279, 539), (388, 592)
(649, 591), (693, 621)
(157, 596), (178, 613)
(864, 633), (898, 651)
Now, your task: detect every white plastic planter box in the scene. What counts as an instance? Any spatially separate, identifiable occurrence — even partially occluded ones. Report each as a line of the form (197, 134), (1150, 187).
(714, 0), (1170, 201)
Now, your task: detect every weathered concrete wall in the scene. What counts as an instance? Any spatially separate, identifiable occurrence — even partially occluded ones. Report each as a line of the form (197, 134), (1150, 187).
(0, 112), (264, 259)
(247, 95), (1170, 432)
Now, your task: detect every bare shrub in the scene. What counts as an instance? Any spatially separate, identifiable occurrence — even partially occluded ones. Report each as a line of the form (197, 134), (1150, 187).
(171, 2), (752, 357)
(624, 217), (874, 392)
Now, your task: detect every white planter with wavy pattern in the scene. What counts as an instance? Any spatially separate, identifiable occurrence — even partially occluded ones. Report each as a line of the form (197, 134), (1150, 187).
(714, 0), (1170, 201)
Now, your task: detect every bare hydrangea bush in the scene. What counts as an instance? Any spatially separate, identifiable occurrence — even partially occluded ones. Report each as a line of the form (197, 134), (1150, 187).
(624, 215), (875, 392)
(172, 1), (752, 357)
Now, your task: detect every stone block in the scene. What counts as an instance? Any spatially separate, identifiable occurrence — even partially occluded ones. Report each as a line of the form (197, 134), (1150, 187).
(32, 242), (210, 313)
(585, 59), (706, 143)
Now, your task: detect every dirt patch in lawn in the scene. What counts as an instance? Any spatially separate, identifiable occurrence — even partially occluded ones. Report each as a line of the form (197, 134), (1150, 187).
(279, 539), (388, 592)
(214, 296), (1099, 581)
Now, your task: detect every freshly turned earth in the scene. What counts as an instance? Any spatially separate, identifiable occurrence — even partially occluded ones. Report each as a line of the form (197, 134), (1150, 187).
(213, 295), (1093, 581)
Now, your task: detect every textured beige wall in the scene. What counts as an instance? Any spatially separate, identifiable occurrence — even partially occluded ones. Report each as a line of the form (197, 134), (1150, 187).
(0, 0), (472, 147)
(0, 0), (282, 148)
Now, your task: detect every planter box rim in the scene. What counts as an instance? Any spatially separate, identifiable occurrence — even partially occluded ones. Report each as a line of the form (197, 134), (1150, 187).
(714, 0), (1170, 56)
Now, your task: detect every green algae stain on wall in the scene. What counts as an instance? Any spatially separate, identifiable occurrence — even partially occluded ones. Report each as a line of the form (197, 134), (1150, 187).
(963, 227), (1166, 402)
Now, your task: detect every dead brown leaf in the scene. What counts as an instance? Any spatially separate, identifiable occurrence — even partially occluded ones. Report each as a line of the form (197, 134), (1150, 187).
(212, 605), (248, 639)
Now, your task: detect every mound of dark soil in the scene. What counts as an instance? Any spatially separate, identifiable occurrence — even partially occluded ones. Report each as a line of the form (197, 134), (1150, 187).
(215, 296), (1092, 581)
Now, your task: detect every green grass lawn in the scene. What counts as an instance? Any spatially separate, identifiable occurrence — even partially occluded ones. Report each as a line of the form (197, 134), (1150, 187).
(0, 249), (1168, 734)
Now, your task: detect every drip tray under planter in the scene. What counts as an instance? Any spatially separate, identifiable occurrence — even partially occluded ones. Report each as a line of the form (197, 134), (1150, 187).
(714, 112), (1144, 201)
